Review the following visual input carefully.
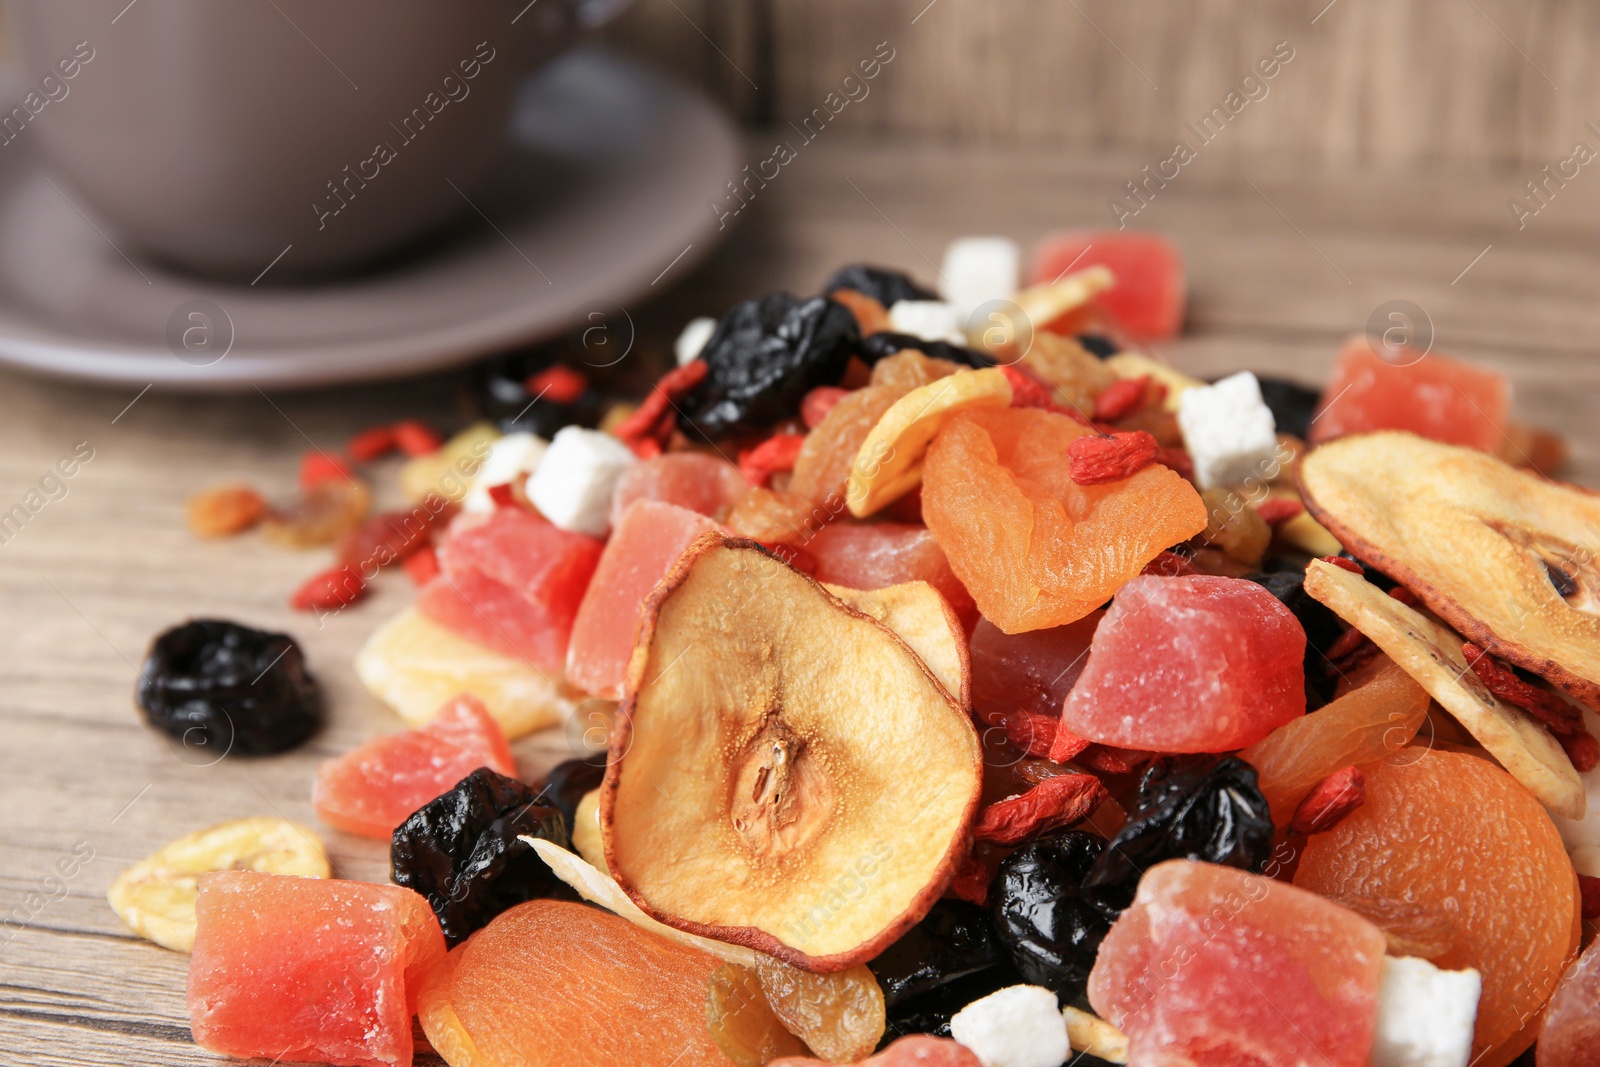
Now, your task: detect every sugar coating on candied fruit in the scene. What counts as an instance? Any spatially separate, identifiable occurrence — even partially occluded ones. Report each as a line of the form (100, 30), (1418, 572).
(922, 407), (1206, 633)
(1088, 860), (1387, 1067)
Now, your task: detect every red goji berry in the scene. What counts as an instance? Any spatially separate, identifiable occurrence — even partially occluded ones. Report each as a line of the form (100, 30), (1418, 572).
(393, 420), (443, 457)
(486, 483), (519, 509)
(1320, 555), (1364, 575)
(978, 708), (1058, 759)
(974, 773), (1107, 845)
(1579, 874), (1600, 919)
(290, 563), (367, 611)
(1142, 550), (1198, 578)
(949, 851), (997, 906)
(998, 364), (1092, 424)
(613, 361), (709, 447)
(1253, 498), (1304, 526)
(346, 426), (398, 463)
(1562, 731), (1599, 773)
(738, 433), (808, 488)
(300, 451), (354, 490)
(1156, 445), (1194, 480)
(1289, 766), (1366, 836)
(1325, 627), (1370, 661)
(1092, 375), (1149, 423)
(525, 364), (590, 405)
(1077, 745), (1143, 775)
(1046, 724), (1093, 764)
(801, 386), (851, 429)
(1388, 585), (1423, 609)
(401, 545), (440, 587)
(627, 435), (664, 460)
(1068, 430), (1160, 485)
(1463, 642), (1585, 735)
(756, 541), (819, 575)
(338, 506), (447, 571)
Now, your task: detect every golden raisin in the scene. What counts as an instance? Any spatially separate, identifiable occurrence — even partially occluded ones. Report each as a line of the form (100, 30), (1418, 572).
(1198, 487), (1272, 566)
(754, 957), (885, 1063)
(261, 479), (371, 548)
(186, 484), (267, 538)
(705, 964), (808, 1066)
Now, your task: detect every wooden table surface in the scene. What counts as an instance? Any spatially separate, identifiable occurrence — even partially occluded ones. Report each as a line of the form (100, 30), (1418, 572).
(1, 136), (1596, 1066)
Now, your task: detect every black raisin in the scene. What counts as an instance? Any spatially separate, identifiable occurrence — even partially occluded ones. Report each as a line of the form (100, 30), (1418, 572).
(1086, 756), (1275, 891)
(135, 619), (322, 757)
(479, 348), (603, 438)
(533, 753), (607, 838)
(391, 766), (574, 945)
(675, 293), (860, 440)
(1075, 333), (1120, 359)
(823, 264), (937, 306)
(1254, 376), (1322, 440)
(1246, 569), (1347, 704)
(992, 831), (1127, 1001)
(857, 331), (994, 369)
(869, 900), (1007, 1008)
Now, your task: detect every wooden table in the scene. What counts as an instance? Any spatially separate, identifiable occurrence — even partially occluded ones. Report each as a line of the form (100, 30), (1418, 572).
(2, 137), (1596, 1066)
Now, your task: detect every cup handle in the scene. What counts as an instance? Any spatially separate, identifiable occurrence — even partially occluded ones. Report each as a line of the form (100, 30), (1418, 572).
(575, 0), (634, 29)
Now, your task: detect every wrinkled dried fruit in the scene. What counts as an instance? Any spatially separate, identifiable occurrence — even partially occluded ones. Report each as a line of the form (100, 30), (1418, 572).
(1462, 641), (1588, 738)
(847, 368), (1013, 517)
(740, 432), (809, 488)
(136, 619), (323, 757)
(602, 535), (982, 971)
(825, 265), (937, 307)
(261, 477), (371, 548)
(1288, 765), (1366, 836)
(868, 899), (1007, 1010)
(754, 955), (886, 1062)
(534, 754), (609, 840)
(869, 351), (965, 392)
(1091, 375), (1150, 423)
(859, 333), (991, 371)
(1299, 431), (1600, 712)
(677, 294), (861, 440)
(1329, 895), (1459, 961)
(185, 484), (267, 538)
(1068, 431), (1160, 485)
(1015, 330), (1119, 413)
(1087, 756), (1274, 890)
(973, 774), (1107, 846)
(338, 504), (449, 572)
(481, 350), (603, 438)
(725, 487), (833, 545)
(300, 450), (354, 489)
(1302, 559), (1585, 818)
(1197, 487), (1272, 565)
(706, 963), (810, 1066)
(355, 608), (583, 740)
(993, 831), (1126, 1000)
(802, 386), (851, 429)
(289, 563), (367, 612)
(791, 384), (903, 507)
(108, 817), (329, 952)
(391, 766), (572, 945)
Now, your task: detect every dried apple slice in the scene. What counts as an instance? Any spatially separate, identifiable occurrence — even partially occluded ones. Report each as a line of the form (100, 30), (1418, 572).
(846, 367), (1013, 517)
(823, 580), (970, 707)
(602, 534), (982, 972)
(1302, 558), (1584, 818)
(1300, 431), (1600, 711)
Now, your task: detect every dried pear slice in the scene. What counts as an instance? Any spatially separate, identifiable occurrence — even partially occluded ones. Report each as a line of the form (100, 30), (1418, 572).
(846, 368), (1013, 518)
(1300, 431), (1600, 711)
(107, 817), (329, 952)
(1302, 559), (1585, 818)
(602, 534), (983, 972)
(823, 580), (970, 707)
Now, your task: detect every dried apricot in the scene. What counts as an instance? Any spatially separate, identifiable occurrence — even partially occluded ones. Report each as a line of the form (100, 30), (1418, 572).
(1294, 748), (1580, 1066)
(790, 384), (902, 506)
(923, 406), (1206, 632)
(725, 487), (834, 546)
(868, 350), (961, 392)
(185, 484), (266, 538)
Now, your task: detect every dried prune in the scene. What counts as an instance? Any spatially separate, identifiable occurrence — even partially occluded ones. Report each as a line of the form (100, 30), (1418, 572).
(992, 831), (1125, 1001)
(1075, 333), (1119, 359)
(533, 753), (607, 838)
(1086, 756), (1274, 890)
(869, 900), (1006, 1008)
(878, 964), (1025, 1044)
(859, 331), (993, 369)
(677, 294), (860, 439)
(391, 766), (573, 945)
(1246, 569), (1347, 704)
(480, 347), (603, 438)
(136, 619), (322, 757)
(1254, 375), (1320, 440)
(824, 264), (937, 306)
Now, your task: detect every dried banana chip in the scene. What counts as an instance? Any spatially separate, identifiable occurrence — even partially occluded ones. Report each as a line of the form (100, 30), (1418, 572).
(1303, 559), (1584, 818)
(1062, 1006), (1129, 1064)
(107, 817), (329, 952)
(846, 367), (1012, 517)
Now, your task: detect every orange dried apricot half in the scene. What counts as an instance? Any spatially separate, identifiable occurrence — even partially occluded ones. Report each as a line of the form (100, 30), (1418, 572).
(923, 407), (1207, 633)
(1294, 748), (1580, 1067)
(602, 534), (981, 972)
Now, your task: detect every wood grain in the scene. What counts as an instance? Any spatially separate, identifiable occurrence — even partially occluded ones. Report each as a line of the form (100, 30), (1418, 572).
(607, 0), (1600, 166)
(2, 137), (1598, 1064)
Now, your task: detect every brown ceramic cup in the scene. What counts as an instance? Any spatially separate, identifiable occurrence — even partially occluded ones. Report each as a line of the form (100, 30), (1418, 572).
(4, 0), (627, 279)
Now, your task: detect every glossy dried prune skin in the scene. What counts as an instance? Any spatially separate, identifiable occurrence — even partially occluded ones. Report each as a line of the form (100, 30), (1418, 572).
(1086, 756), (1274, 891)
(859, 332), (993, 369)
(992, 831), (1125, 1000)
(391, 766), (573, 945)
(869, 900), (1006, 1008)
(824, 264), (937, 306)
(136, 619), (322, 756)
(1247, 569), (1347, 704)
(534, 753), (607, 838)
(879, 965), (1025, 1045)
(1255, 375), (1320, 440)
(480, 348), (602, 438)
(677, 294), (861, 439)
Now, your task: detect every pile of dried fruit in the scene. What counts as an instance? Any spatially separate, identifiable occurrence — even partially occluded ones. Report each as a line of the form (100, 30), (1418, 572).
(115, 228), (1600, 1067)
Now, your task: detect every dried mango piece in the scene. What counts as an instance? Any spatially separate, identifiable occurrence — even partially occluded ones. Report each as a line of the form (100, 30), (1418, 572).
(1302, 559), (1584, 818)
(845, 368), (1012, 518)
(107, 817), (328, 952)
